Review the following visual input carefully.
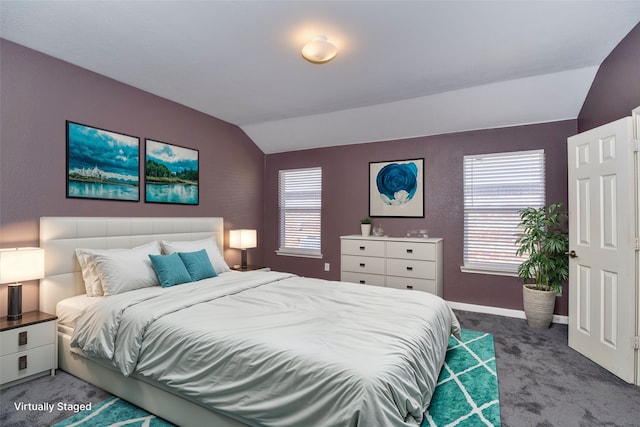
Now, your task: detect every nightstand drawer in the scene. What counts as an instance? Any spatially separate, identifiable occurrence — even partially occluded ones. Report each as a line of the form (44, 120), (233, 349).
(0, 321), (55, 356)
(386, 276), (437, 294)
(342, 255), (385, 275)
(0, 344), (55, 384)
(341, 271), (386, 287)
(341, 239), (385, 257)
(386, 259), (435, 279)
(386, 241), (436, 260)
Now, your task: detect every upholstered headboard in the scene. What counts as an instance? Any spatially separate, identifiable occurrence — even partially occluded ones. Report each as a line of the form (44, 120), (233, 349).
(39, 217), (224, 315)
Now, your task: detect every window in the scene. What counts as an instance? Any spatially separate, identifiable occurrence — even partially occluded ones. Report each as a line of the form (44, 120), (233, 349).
(462, 150), (545, 275)
(277, 167), (322, 258)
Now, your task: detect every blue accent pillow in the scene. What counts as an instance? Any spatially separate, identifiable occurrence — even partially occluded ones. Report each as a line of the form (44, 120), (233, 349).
(178, 249), (217, 281)
(148, 253), (193, 288)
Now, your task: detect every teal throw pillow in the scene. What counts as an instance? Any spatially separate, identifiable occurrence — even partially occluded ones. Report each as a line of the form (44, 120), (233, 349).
(149, 253), (193, 288)
(178, 249), (217, 281)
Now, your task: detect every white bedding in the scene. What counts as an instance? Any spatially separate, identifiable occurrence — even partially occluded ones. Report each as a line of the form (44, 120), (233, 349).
(56, 294), (102, 327)
(70, 271), (460, 427)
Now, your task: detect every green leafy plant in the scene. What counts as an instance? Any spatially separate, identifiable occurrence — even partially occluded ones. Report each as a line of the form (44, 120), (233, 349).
(515, 203), (569, 294)
(360, 217), (372, 224)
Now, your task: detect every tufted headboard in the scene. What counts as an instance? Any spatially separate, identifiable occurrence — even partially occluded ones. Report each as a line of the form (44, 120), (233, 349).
(39, 217), (224, 315)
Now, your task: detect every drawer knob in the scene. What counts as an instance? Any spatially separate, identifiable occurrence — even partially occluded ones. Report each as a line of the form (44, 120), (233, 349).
(406, 266), (413, 271)
(406, 249), (413, 254)
(359, 246), (365, 250)
(359, 263), (366, 267)
(18, 331), (28, 346)
(19, 355), (27, 371)
(406, 285), (414, 290)
(359, 280), (365, 284)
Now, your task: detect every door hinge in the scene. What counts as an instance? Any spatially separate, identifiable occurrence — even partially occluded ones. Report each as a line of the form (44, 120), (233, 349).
(634, 336), (640, 350)
(635, 139), (640, 152)
(635, 237), (640, 251)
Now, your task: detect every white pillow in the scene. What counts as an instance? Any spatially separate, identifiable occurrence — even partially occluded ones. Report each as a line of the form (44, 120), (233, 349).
(93, 243), (162, 296)
(75, 248), (103, 297)
(75, 241), (161, 296)
(161, 237), (230, 274)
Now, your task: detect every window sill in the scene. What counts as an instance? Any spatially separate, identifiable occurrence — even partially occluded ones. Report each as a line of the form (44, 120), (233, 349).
(275, 250), (323, 259)
(460, 265), (518, 277)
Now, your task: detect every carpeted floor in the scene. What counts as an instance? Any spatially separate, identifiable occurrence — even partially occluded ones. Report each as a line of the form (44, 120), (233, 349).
(2, 310), (639, 426)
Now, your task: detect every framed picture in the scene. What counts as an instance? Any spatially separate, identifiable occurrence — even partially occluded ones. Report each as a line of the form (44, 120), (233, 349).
(145, 139), (199, 205)
(369, 158), (424, 217)
(66, 121), (140, 201)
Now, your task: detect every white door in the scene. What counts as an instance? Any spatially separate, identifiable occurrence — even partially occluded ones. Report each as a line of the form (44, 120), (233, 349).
(567, 116), (636, 383)
(634, 106), (640, 386)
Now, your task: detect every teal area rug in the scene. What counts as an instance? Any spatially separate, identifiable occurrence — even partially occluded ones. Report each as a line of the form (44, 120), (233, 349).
(52, 396), (173, 427)
(54, 329), (499, 427)
(424, 329), (501, 426)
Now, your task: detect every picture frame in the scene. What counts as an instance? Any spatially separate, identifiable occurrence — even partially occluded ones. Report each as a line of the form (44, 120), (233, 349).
(66, 121), (140, 202)
(145, 139), (199, 205)
(369, 158), (424, 217)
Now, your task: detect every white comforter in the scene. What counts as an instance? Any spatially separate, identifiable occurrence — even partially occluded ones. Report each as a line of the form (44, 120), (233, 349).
(71, 271), (460, 427)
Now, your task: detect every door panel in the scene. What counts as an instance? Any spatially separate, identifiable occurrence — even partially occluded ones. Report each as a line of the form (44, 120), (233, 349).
(567, 117), (636, 383)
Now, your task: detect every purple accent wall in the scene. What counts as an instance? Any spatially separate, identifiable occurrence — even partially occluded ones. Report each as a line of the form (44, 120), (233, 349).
(578, 22), (640, 132)
(0, 40), (265, 316)
(264, 121), (575, 316)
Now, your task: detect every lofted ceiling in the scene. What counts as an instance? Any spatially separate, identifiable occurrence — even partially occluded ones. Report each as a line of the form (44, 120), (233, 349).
(1, 1), (639, 153)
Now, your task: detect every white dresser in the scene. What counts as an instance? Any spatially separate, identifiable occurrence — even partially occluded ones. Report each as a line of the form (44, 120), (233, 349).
(340, 235), (443, 296)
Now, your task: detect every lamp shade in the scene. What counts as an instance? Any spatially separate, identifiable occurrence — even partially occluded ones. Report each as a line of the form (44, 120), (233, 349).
(229, 230), (257, 250)
(0, 247), (45, 284)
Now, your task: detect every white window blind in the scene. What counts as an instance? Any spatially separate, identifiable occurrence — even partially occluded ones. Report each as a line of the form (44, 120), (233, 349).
(278, 167), (322, 258)
(463, 150), (545, 274)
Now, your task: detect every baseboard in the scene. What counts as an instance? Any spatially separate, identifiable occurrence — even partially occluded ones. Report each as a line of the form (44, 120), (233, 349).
(447, 301), (569, 325)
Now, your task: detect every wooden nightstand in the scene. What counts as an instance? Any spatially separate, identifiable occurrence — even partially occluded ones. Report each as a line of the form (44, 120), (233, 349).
(231, 265), (270, 272)
(0, 311), (57, 388)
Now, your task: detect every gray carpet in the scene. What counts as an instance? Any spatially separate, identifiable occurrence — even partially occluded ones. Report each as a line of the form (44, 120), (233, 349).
(1, 310), (639, 427)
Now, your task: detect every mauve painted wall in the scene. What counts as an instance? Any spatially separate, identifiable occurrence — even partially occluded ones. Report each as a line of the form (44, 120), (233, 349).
(0, 40), (265, 316)
(264, 121), (575, 316)
(578, 22), (640, 131)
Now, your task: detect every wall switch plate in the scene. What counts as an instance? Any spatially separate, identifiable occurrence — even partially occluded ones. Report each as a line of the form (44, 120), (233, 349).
(324, 263), (330, 271)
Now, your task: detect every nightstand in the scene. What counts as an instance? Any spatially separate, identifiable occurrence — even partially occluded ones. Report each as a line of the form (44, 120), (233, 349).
(0, 311), (57, 388)
(231, 265), (270, 272)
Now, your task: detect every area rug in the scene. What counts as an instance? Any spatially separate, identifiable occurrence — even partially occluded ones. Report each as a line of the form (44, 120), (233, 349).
(52, 396), (173, 427)
(423, 329), (501, 426)
(54, 329), (499, 427)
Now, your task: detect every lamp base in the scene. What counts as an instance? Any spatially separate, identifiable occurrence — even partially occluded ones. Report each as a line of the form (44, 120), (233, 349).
(240, 249), (248, 269)
(7, 283), (22, 321)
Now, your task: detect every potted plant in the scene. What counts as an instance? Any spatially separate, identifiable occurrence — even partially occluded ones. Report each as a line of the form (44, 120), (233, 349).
(360, 217), (372, 237)
(515, 202), (569, 329)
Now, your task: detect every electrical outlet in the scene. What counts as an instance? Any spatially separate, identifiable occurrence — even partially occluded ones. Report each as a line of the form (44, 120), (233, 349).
(324, 263), (330, 272)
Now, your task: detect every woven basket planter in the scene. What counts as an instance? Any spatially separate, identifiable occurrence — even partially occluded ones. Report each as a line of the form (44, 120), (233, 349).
(522, 285), (556, 329)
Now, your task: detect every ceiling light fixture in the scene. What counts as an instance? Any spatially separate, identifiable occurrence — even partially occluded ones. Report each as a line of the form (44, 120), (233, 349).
(301, 35), (337, 64)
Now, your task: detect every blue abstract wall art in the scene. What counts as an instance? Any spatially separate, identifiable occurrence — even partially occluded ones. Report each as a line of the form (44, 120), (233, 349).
(369, 158), (424, 217)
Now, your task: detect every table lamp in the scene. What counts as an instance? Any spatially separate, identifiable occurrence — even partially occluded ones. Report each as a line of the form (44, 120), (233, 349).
(229, 230), (257, 270)
(0, 247), (45, 320)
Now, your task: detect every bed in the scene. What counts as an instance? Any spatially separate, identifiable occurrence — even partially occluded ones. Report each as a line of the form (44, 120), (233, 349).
(40, 216), (460, 427)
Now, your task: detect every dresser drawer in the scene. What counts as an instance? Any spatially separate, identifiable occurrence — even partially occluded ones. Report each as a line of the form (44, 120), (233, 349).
(386, 241), (436, 260)
(341, 271), (386, 287)
(386, 276), (438, 294)
(0, 344), (55, 384)
(0, 321), (55, 356)
(342, 255), (385, 275)
(386, 259), (435, 279)
(341, 239), (385, 257)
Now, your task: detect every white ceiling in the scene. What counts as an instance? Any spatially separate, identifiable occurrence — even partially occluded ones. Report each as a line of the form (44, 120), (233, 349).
(1, 1), (639, 153)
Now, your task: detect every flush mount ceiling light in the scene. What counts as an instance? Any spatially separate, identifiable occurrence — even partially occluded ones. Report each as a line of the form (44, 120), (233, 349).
(301, 35), (337, 64)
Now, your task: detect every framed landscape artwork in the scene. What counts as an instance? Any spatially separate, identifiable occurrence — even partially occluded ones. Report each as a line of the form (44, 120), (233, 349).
(145, 139), (199, 205)
(369, 158), (424, 217)
(66, 121), (140, 201)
